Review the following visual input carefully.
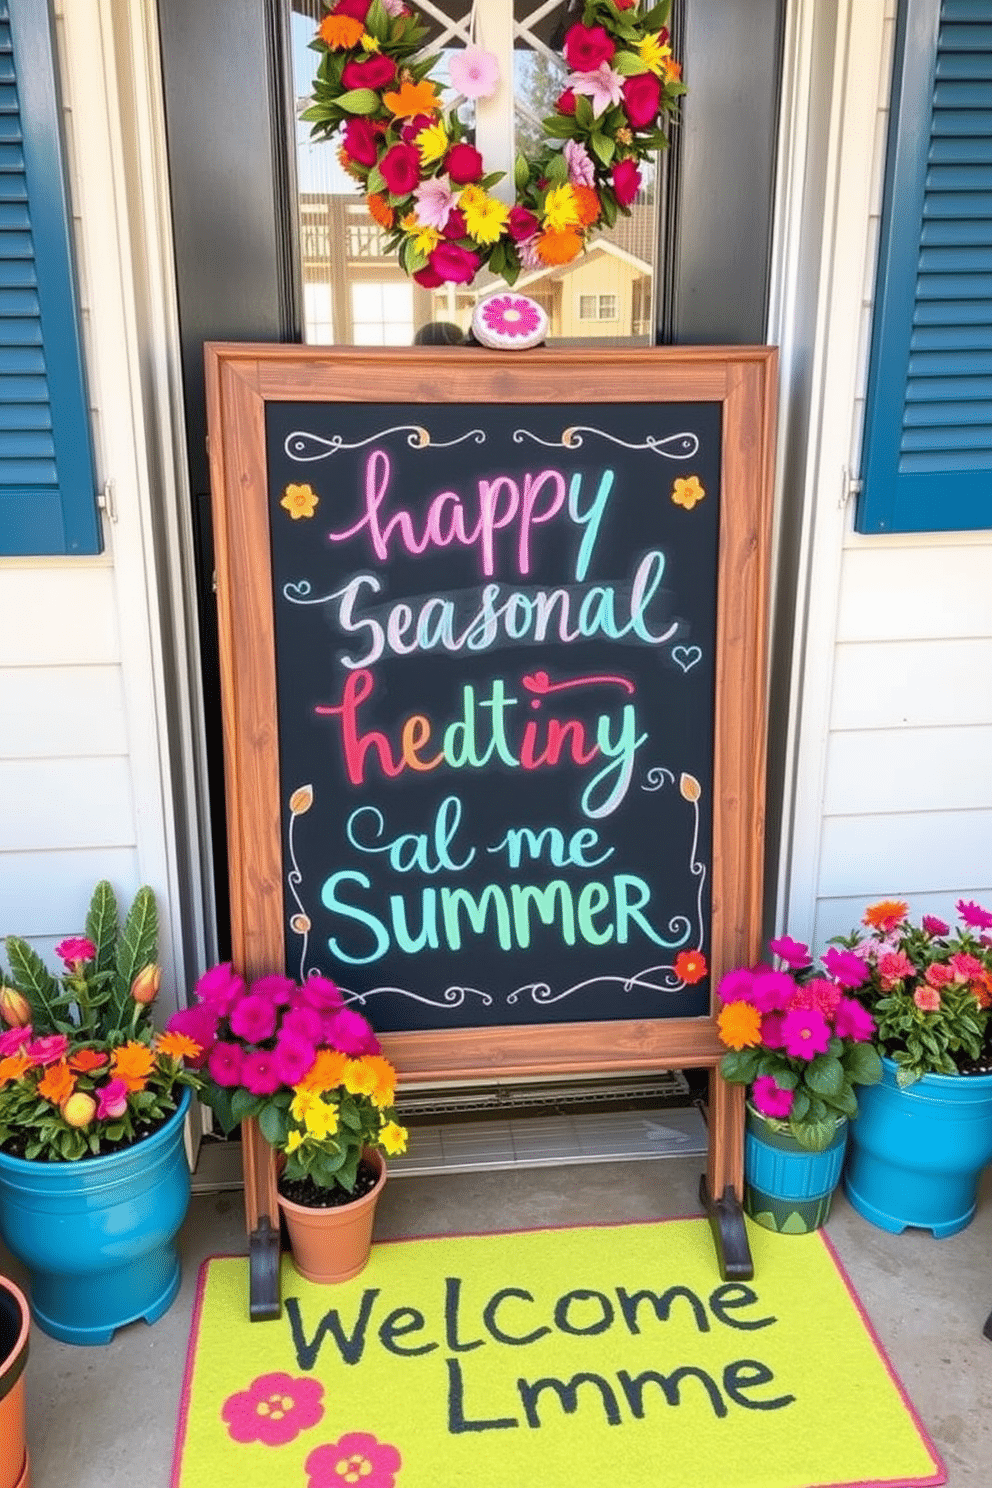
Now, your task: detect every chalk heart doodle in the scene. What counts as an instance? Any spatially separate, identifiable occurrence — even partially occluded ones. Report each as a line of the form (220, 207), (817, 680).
(671, 646), (702, 675)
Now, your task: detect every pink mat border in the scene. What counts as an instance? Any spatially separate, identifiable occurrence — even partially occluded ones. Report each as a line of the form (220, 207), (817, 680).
(170, 1213), (947, 1488)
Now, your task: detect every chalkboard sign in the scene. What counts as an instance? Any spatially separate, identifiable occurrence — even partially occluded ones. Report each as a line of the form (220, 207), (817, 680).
(205, 345), (776, 1295)
(266, 399), (721, 1032)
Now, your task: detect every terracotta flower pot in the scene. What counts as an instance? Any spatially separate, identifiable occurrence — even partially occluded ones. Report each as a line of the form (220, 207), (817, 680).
(277, 1150), (386, 1284)
(0, 1273), (30, 1488)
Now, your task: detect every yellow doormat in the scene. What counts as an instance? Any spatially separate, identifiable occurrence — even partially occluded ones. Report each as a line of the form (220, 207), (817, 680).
(171, 1218), (944, 1488)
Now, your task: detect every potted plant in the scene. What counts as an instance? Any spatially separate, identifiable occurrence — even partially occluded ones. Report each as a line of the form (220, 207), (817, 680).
(834, 897), (992, 1237)
(0, 1271), (29, 1488)
(169, 964), (407, 1283)
(716, 935), (883, 1233)
(0, 883), (202, 1345)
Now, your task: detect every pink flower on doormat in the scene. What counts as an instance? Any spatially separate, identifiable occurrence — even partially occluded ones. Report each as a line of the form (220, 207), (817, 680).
(221, 1372), (325, 1446)
(305, 1433), (402, 1487)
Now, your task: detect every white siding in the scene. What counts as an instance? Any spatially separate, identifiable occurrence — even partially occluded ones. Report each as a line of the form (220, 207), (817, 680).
(779, 0), (992, 958)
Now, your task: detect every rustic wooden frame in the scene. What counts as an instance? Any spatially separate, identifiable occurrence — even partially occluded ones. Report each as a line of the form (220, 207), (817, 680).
(204, 343), (777, 1307)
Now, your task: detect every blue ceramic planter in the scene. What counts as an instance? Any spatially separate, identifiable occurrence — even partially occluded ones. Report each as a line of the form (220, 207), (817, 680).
(844, 1057), (992, 1238)
(744, 1105), (848, 1233)
(0, 1088), (191, 1346)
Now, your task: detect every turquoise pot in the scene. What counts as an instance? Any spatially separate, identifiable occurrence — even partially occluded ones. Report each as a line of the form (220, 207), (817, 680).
(844, 1056), (992, 1238)
(0, 1088), (191, 1346)
(744, 1105), (848, 1234)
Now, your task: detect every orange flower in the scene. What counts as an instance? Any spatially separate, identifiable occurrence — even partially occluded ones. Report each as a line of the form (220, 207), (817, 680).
(367, 193), (394, 230)
(662, 56), (682, 83)
(674, 950), (708, 985)
(973, 972), (992, 1010)
(717, 1001), (762, 1051)
(155, 1031), (202, 1061)
(572, 185), (600, 227)
(110, 1041), (156, 1093)
(863, 899), (909, 933)
(536, 229), (583, 266)
(319, 13), (365, 49)
(672, 475), (705, 510)
(383, 80), (440, 119)
(299, 1048), (350, 1094)
(38, 1060), (76, 1106)
(344, 1058), (377, 1098)
(361, 1054), (397, 1109)
(0, 1052), (32, 1086)
(69, 1048), (109, 1073)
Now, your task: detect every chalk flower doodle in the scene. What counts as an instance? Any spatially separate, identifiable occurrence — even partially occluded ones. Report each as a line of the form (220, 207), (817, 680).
(674, 949), (707, 985)
(671, 474), (705, 510)
(281, 482), (320, 519)
(305, 1432), (402, 1488)
(221, 1371), (325, 1446)
(302, 0), (684, 287)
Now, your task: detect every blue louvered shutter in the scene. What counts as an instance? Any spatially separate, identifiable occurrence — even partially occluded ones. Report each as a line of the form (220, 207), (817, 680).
(0, 0), (99, 555)
(857, 0), (992, 533)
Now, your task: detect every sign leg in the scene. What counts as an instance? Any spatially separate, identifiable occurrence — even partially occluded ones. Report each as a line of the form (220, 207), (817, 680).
(243, 1116), (282, 1320)
(701, 1068), (753, 1280)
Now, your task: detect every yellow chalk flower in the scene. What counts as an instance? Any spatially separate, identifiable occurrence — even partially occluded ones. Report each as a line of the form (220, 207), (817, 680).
(672, 475), (705, 510)
(280, 482), (319, 519)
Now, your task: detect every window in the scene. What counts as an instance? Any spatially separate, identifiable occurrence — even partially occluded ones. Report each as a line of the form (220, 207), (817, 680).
(350, 281), (414, 346)
(857, 0), (992, 533)
(578, 294), (619, 322)
(0, 0), (99, 555)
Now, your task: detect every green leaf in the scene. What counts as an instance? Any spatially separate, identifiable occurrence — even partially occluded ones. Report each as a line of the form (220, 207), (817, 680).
(4, 937), (60, 1027)
(366, 165), (387, 196)
(258, 1103), (289, 1148)
(86, 881), (119, 977)
(790, 1116), (839, 1153)
(614, 50), (650, 76)
(719, 1048), (761, 1084)
(845, 1042), (883, 1085)
(514, 152), (530, 193)
(116, 885), (158, 1009)
(590, 132), (615, 166)
(230, 1087), (265, 1123)
(575, 94), (595, 131)
(805, 1055), (844, 1099)
(336, 88), (381, 116)
(365, 0), (389, 42)
(639, 0), (672, 31)
(544, 153), (570, 186)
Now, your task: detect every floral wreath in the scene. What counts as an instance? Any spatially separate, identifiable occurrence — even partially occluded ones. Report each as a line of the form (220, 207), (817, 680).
(304, 0), (683, 289)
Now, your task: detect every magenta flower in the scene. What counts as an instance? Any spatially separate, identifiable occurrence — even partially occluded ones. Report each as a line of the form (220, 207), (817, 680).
(166, 1004), (219, 1067)
(833, 997), (875, 1042)
(326, 1006), (378, 1056)
(428, 242), (480, 284)
(479, 294), (542, 339)
(207, 1040), (244, 1088)
(949, 951), (984, 982)
(299, 975), (345, 1014)
(54, 936), (96, 968)
(195, 962), (246, 1013)
(957, 899), (992, 931)
(306, 1433), (401, 1488)
(449, 44), (500, 100)
(281, 1005), (324, 1043)
(229, 994), (278, 1044)
(820, 947), (868, 989)
(922, 914), (950, 937)
(379, 143), (421, 197)
(768, 935), (810, 969)
(241, 1050), (281, 1096)
(563, 22), (615, 71)
(780, 1008), (831, 1061)
(611, 157), (641, 206)
(0, 1025), (31, 1056)
(752, 1074), (795, 1120)
(760, 1012), (787, 1049)
(96, 1078), (129, 1120)
(222, 1372), (324, 1447)
(272, 1033), (317, 1087)
(749, 970), (795, 1013)
(787, 977), (842, 1018)
(508, 205), (540, 242)
(250, 974), (296, 1006)
(26, 1033), (70, 1067)
(717, 967), (756, 1004)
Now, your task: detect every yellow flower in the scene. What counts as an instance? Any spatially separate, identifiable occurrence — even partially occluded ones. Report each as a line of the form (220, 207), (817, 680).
(290, 1086), (320, 1123)
(460, 187), (509, 246)
(401, 212), (441, 255)
(542, 184), (580, 233)
(304, 1096), (339, 1141)
(717, 1001), (763, 1052)
(638, 32), (672, 76)
(379, 1120), (408, 1156)
(671, 475), (705, 510)
(280, 482), (319, 519)
(344, 1058), (377, 1098)
(285, 1129), (304, 1154)
(416, 121), (449, 167)
(360, 31), (380, 52)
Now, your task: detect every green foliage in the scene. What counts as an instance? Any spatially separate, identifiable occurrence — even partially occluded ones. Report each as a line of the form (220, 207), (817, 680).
(115, 884), (158, 1015)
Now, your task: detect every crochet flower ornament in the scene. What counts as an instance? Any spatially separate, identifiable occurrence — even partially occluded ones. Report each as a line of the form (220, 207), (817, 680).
(303, 0), (683, 288)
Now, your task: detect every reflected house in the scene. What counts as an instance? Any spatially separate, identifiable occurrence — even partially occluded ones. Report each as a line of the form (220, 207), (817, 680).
(298, 191), (655, 344)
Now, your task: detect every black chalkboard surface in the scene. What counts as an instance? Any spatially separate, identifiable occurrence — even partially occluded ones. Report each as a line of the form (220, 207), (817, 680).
(266, 400), (721, 1032)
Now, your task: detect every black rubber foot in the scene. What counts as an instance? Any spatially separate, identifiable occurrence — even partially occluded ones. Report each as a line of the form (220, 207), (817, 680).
(983, 1310), (992, 1343)
(249, 1216), (282, 1322)
(699, 1174), (754, 1281)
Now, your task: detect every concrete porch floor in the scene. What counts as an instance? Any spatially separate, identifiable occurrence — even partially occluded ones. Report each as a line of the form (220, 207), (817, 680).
(3, 1148), (992, 1486)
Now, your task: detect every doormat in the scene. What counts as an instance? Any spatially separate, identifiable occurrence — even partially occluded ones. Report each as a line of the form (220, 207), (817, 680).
(171, 1218), (945, 1488)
